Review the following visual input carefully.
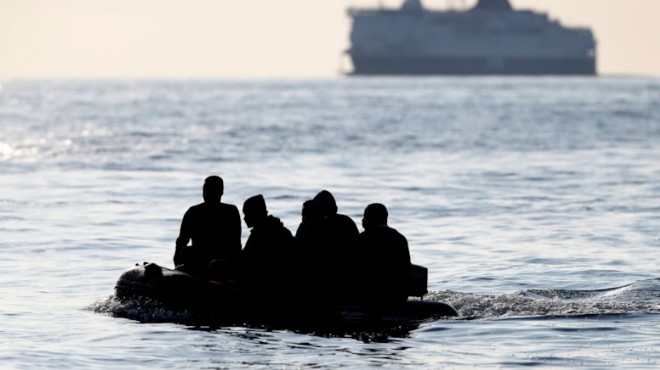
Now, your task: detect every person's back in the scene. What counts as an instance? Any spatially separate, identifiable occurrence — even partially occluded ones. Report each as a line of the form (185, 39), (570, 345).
(174, 176), (241, 277)
(242, 216), (295, 281)
(352, 203), (411, 307)
(177, 202), (241, 258)
(301, 190), (359, 302)
(294, 199), (321, 245)
(241, 195), (295, 294)
(312, 190), (358, 259)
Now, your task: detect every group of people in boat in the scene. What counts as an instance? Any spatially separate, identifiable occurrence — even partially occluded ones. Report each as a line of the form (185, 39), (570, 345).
(173, 175), (412, 310)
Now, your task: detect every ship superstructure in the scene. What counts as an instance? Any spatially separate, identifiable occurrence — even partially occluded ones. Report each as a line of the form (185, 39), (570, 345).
(347, 0), (596, 75)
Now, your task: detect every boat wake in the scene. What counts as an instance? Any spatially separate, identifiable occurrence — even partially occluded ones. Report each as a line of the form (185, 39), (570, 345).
(91, 296), (200, 324)
(428, 278), (660, 319)
(91, 278), (660, 327)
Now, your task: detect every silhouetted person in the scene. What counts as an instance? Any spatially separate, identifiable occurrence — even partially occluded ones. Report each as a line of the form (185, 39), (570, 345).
(351, 203), (411, 308)
(302, 190), (359, 303)
(294, 199), (321, 245)
(240, 194), (295, 297)
(174, 176), (242, 278)
(314, 189), (359, 252)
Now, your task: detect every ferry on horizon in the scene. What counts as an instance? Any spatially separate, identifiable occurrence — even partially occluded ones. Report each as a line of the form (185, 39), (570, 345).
(346, 0), (597, 75)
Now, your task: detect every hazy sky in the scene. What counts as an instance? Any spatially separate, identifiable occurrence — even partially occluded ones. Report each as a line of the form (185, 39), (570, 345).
(1, 0), (659, 78)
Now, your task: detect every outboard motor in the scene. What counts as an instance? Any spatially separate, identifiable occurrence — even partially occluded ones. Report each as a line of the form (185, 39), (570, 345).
(407, 264), (428, 298)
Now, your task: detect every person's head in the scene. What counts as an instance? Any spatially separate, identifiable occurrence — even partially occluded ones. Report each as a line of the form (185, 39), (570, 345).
(313, 190), (338, 217)
(243, 194), (268, 228)
(362, 203), (388, 230)
(203, 176), (224, 203)
(301, 199), (319, 223)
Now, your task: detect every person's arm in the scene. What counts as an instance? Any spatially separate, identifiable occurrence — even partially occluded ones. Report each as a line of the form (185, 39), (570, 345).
(174, 209), (191, 265)
(229, 205), (242, 255)
(402, 235), (411, 267)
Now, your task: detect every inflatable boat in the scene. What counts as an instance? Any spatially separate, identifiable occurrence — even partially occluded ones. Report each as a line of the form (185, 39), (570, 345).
(114, 262), (458, 328)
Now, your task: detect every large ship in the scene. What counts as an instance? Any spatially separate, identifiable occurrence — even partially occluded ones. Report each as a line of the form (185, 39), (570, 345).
(347, 0), (596, 75)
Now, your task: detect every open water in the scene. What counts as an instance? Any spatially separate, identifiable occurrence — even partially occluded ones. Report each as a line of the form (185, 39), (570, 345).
(1, 77), (659, 369)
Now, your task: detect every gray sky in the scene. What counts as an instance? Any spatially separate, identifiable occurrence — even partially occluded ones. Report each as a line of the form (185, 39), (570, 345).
(1, 0), (659, 78)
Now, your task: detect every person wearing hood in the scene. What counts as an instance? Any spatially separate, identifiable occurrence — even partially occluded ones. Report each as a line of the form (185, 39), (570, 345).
(311, 189), (359, 258)
(299, 190), (359, 303)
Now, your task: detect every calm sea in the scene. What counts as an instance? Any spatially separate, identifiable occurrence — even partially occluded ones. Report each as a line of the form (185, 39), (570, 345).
(1, 77), (659, 369)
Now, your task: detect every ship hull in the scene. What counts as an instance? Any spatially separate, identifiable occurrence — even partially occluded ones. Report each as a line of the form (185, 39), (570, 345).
(350, 55), (596, 76)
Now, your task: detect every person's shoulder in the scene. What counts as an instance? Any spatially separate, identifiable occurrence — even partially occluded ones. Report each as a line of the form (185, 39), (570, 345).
(336, 213), (355, 222)
(219, 202), (240, 212)
(280, 225), (294, 240)
(264, 216), (294, 241)
(268, 215), (291, 231)
(387, 226), (408, 243)
(336, 213), (359, 229)
(186, 202), (206, 213)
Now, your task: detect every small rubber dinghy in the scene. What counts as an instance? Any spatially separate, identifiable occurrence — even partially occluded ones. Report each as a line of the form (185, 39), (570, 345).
(114, 262), (458, 327)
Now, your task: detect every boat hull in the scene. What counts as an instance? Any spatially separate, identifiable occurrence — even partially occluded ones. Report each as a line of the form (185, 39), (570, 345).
(350, 55), (596, 76)
(114, 263), (458, 327)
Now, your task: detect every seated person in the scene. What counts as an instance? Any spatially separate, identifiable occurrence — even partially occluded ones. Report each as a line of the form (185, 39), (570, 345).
(313, 190), (359, 252)
(294, 199), (320, 244)
(174, 176), (242, 278)
(303, 190), (359, 302)
(350, 203), (411, 308)
(240, 194), (295, 295)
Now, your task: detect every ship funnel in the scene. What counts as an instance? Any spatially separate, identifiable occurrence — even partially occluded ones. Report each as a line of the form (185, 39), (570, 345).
(401, 0), (424, 12)
(473, 0), (513, 12)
